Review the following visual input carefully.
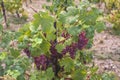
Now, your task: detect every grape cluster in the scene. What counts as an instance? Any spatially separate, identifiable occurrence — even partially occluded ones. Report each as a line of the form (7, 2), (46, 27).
(61, 31), (88, 58)
(50, 41), (58, 57)
(50, 41), (63, 58)
(62, 42), (77, 58)
(34, 55), (49, 70)
(77, 31), (88, 50)
(24, 48), (50, 70)
(61, 30), (70, 38)
(33, 41), (63, 71)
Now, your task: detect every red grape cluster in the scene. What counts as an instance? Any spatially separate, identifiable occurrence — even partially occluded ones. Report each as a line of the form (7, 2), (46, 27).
(61, 31), (88, 58)
(50, 41), (59, 57)
(34, 55), (49, 70)
(62, 42), (77, 58)
(50, 41), (63, 58)
(23, 48), (31, 57)
(32, 41), (62, 71)
(77, 31), (88, 50)
(61, 30), (70, 38)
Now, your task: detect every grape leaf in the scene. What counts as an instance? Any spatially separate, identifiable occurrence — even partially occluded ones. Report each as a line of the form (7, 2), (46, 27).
(55, 43), (65, 53)
(30, 38), (42, 48)
(95, 21), (106, 33)
(46, 68), (54, 80)
(72, 69), (87, 80)
(60, 57), (74, 72)
(39, 11), (55, 33)
(0, 52), (7, 60)
(40, 40), (51, 54)
(67, 26), (81, 36)
(10, 48), (20, 58)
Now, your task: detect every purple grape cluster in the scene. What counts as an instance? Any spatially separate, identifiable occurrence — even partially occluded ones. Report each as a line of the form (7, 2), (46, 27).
(33, 41), (63, 71)
(50, 41), (63, 59)
(77, 31), (88, 50)
(62, 42), (77, 58)
(61, 31), (88, 58)
(23, 48), (31, 57)
(61, 30), (70, 38)
(34, 55), (49, 70)
(50, 41), (58, 57)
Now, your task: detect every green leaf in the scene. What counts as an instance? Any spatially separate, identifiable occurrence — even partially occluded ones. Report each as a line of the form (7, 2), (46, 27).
(95, 21), (106, 33)
(0, 52), (7, 60)
(17, 74), (25, 80)
(67, 15), (79, 24)
(30, 70), (38, 80)
(58, 6), (79, 24)
(0, 24), (3, 31)
(30, 47), (42, 57)
(66, 6), (79, 16)
(55, 43), (65, 53)
(46, 68), (54, 80)
(14, 65), (24, 74)
(72, 69), (87, 80)
(29, 23), (37, 33)
(33, 13), (41, 27)
(85, 26), (95, 39)
(19, 23), (30, 33)
(7, 70), (21, 79)
(78, 6), (100, 25)
(40, 40), (51, 54)
(16, 56), (31, 70)
(102, 73), (116, 80)
(58, 11), (67, 24)
(30, 38), (42, 48)
(10, 48), (20, 58)
(90, 74), (102, 80)
(90, 67), (98, 75)
(0, 65), (4, 76)
(46, 32), (56, 41)
(39, 11), (55, 33)
(60, 57), (74, 72)
(31, 68), (54, 80)
(67, 26), (81, 36)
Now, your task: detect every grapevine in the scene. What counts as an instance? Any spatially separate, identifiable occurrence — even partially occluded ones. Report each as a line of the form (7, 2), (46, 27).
(17, 0), (106, 79)
(0, 0), (118, 80)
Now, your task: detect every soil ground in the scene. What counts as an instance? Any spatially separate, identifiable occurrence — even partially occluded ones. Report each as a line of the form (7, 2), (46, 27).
(92, 31), (120, 78)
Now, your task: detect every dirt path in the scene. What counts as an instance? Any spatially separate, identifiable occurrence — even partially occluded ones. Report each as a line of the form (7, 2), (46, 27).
(92, 31), (120, 78)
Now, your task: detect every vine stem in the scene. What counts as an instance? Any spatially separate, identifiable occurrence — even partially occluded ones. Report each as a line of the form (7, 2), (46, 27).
(16, 11), (20, 18)
(30, 6), (38, 13)
(1, 0), (7, 27)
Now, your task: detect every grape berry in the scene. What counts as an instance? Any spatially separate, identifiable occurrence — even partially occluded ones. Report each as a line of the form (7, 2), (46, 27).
(34, 55), (49, 70)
